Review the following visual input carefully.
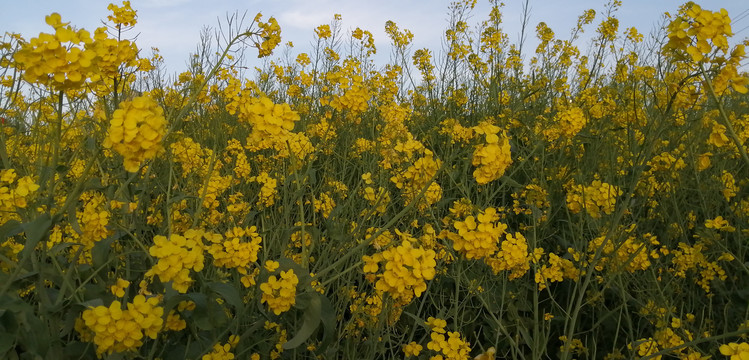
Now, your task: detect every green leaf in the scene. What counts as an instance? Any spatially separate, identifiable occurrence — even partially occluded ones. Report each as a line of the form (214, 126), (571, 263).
(85, 136), (96, 153)
(308, 168), (317, 184)
(18, 213), (53, 261)
(166, 194), (195, 205)
(206, 298), (228, 329)
(316, 293), (336, 354)
(0, 220), (22, 244)
(162, 293), (191, 315)
(67, 204), (82, 235)
(188, 293), (213, 330)
(63, 341), (94, 359)
(500, 175), (523, 188)
(283, 292), (321, 350)
(78, 298), (104, 309)
(207, 282), (243, 310)
(0, 331), (14, 355)
(91, 231), (124, 270)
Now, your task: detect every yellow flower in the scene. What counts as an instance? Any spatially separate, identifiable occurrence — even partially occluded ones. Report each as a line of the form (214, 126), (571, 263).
(145, 230), (206, 293)
(403, 342), (423, 357)
(165, 310), (186, 331)
(79, 295), (164, 356)
(208, 226), (263, 271)
(370, 238), (437, 305)
(253, 14), (281, 57)
(202, 342), (236, 360)
(110, 278), (130, 297)
(426, 317), (447, 333)
(474, 347), (496, 360)
(719, 342), (749, 359)
(315, 24), (332, 39)
(104, 96), (167, 172)
(566, 179), (621, 219)
(471, 124), (512, 185)
(260, 269), (299, 315)
(265, 260), (280, 272)
(107, 1), (137, 27)
(705, 216), (735, 232)
(696, 152), (712, 171)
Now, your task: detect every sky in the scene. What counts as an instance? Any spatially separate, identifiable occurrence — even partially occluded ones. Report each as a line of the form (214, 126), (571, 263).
(3, 0), (749, 75)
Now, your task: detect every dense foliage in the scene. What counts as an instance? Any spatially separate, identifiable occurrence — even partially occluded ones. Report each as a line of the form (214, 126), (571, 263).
(1, 1), (748, 359)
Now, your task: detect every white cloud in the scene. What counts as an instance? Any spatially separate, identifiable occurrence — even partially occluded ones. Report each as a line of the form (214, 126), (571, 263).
(278, 10), (333, 31)
(139, 0), (194, 9)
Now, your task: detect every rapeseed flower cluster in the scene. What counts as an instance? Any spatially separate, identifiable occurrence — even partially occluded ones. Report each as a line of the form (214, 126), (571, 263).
(224, 139), (252, 180)
(312, 192), (335, 218)
(253, 13), (281, 57)
(587, 232), (660, 273)
(14, 5), (141, 93)
(666, 4), (733, 62)
(89, 27), (139, 87)
(425, 317), (472, 360)
(439, 118), (475, 144)
(104, 96), (167, 172)
(566, 179), (622, 218)
(352, 27), (376, 56)
(471, 121), (512, 184)
(276, 131), (315, 163)
(390, 150), (443, 211)
(721, 171), (738, 202)
(0, 169), (39, 223)
(77, 193), (111, 243)
(201, 171), (232, 210)
(629, 338), (660, 359)
(670, 241), (731, 293)
(485, 231), (531, 279)
(164, 310), (186, 331)
(78, 295), (164, 357)
(513, 183), (551, 223)
(207, 226), (262, 273)
(260, 266), (299, 315)
(413, 48), (436, 86)
(384, 20), (413, 49)
(364, 227), (394, 251)
(363, 238), (437, 305)
(170, 136), (211, 176)
(710, 44), (749, 94)
(345, 290), (384, 336)
(403, 341), (423, 357)
(252, 171), (278, 208)
(534, 251), (579, 290)
(544, 106), (587, 142)
(13, 13), (97, 90)
(107, 1), (137, 27)
(443, 207), (506, 260)
(327, 59), (370, 114)
(264, 321), (288, 359)
(315, 24), (332, 39)
(145, 230), (207, 293)
(238, 96), (300, 153)
(361, 173), (391, 215)
(202, 336), (240, 360)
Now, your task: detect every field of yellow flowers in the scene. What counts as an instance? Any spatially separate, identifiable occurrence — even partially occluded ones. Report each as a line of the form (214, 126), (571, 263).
(1, 0), (749, 359)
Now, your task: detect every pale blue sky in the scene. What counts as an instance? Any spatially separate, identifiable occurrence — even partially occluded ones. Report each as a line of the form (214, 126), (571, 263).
(3, 1), (749, 74)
